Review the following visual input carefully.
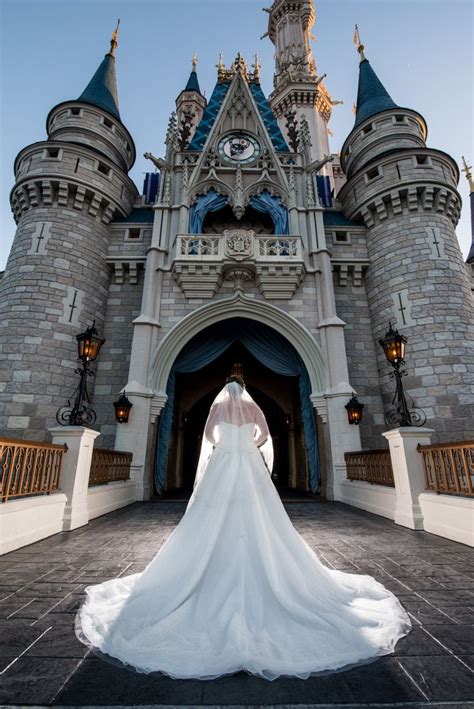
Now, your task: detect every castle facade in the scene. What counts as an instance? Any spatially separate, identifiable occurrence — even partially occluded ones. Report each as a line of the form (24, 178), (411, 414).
(1, 0), (473, 500)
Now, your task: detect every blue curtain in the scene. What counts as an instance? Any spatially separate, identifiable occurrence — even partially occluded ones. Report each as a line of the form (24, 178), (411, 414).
(189, 190), (228, 234)
(249, 190), (289, 235)
(154, 319), (321, 493)
(316, 176), (332, 208)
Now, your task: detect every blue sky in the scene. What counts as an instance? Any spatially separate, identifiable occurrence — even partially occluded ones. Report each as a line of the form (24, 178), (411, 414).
(1, 0), (472, 270)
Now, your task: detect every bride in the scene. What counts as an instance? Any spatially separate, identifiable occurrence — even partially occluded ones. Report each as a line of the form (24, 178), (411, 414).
(76, 375), (411, 681)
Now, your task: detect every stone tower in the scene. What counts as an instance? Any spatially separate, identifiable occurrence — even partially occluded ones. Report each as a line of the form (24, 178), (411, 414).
(0, 28), (137, 439)
(175, 57), (207, 150)
(266, 0), (336, 170)
(338, 45), (474, 440)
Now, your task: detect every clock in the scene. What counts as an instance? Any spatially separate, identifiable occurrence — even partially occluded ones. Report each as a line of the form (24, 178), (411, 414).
(218, 133), (261, 164)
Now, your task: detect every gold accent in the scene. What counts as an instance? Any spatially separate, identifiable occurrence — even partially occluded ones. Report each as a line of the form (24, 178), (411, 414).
(110, 18), (120, 57)
(461, 156), (474, 192)
(353, 24), (360, 48)
(192, 52), (198, 72)
(353, 24), (366, 61)
(216, 51), (225, 81)
(252, 54), (261, 81)
(216, 52), (260, 84)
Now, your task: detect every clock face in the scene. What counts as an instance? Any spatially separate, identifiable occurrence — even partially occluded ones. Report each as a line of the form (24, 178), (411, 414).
(218, 133), (261, 164)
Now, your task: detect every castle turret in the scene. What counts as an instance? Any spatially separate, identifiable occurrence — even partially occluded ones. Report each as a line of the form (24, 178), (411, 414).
(175, 56), (207, 150)
(338, 44), (474, 441)
(265, 0), (336, 169)
(461, 156), (474, 266)
(0, 24), (138, 440)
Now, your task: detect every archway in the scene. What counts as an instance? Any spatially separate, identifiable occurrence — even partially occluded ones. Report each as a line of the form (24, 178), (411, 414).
(150, 290), (328, 398)
(165, 341), (306, 495)
(153, 315), (326, 497)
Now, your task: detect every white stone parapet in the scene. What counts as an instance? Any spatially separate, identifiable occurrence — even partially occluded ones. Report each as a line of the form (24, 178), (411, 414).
(172, 231), (305, 299)
(382, 427), (435, 530)
(48, 426), (101, 531)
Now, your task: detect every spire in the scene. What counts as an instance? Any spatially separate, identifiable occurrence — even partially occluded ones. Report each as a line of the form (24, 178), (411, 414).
(462, 157), (474, 263)
(77, 22), (121, 120)
(183, 54), (202, 94)
(353, 35), (399, 127)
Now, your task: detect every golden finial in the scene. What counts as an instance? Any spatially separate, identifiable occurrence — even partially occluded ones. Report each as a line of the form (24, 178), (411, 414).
(461, 156), (474, 192)
(110, 18), (120, 57)
(216, 51), (225, 80)
(192, 52), (198, 72)
(252, 54), (261, 81)
(353, 24), (365, 62)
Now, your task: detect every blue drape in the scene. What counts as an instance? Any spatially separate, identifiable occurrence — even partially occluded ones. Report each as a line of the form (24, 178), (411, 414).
(154, 319), (321, 494)
(249, 190), (289, 235)
(189, 190), (228, 234)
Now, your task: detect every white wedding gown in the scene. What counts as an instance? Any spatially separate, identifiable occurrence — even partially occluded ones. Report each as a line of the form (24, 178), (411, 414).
(76, 403), (411, 680)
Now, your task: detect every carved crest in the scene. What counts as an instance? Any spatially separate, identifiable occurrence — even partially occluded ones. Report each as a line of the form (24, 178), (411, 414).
(224, 229), (254, 261)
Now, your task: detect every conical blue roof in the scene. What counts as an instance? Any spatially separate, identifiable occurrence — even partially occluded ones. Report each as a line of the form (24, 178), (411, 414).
(184, 69), (202, 94)
(77, 53), (120, 120)
(354, 58), (398, 127)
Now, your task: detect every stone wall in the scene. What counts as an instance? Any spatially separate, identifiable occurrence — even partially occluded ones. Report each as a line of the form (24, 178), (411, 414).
(0, 208), (112, 440)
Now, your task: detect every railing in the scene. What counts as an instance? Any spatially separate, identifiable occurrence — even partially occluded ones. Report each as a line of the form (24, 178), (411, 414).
(418, 440), (474, 497)
(345, 450), (395, 487)
(175, 233), (303, 260)
(89, 449), (132, 487)
(0, 438), (67, 503)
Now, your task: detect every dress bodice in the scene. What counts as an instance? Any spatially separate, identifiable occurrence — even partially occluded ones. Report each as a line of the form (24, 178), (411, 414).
(217, 422), (256, 452)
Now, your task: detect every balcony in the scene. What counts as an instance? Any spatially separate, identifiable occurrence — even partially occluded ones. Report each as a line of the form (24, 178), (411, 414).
(172, 230), (305, 299)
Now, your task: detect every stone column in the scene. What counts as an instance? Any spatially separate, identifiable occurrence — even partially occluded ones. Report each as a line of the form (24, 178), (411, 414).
(382, 427), (435, 530)
(49, 426), (100, 531)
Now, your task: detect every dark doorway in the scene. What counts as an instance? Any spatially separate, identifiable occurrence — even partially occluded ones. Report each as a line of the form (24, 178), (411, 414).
(163, 341), (308, 496)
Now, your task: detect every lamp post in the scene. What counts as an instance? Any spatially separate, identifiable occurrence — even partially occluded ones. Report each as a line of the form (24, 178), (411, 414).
(56, 322), (105, 426)
(379, 322), (426, 427)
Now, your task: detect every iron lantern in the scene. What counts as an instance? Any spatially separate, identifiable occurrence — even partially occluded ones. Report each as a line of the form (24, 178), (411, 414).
(345, 395), (364, 425)
(379, 322), (407, 365)
(113, 391), (133, 423)
(77, 321), (105, 363)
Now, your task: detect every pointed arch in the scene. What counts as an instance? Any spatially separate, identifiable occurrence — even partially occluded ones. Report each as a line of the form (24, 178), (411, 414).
(150, 291), (328, 397)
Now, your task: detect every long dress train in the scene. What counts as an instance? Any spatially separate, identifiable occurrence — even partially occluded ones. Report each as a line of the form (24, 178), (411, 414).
(76, 416), (411, 680)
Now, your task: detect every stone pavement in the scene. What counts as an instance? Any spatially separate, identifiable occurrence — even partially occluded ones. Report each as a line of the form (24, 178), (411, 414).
(0, 501), (473, 708)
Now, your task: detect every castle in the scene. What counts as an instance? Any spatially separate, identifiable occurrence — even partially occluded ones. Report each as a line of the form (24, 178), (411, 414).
(1, 0), (473, 501)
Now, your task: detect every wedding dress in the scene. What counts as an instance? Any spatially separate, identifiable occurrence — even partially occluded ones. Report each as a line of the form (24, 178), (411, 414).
(75, 382), (411, 680)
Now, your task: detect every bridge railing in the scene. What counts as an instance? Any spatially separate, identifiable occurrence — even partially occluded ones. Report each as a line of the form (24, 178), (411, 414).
(89, 448), (132, 487)
(0, 437), (67, 503)
(344, 449), (395, 487)
(418, 440), (474, 497)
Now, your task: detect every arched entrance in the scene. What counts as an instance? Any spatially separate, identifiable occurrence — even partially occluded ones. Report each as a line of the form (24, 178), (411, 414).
(153, 316), (324, 498)
(165, 341), (307, 495)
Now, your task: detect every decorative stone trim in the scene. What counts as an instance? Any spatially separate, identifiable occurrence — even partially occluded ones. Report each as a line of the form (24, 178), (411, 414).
(10, 178), (129, 225)
(172, 232), (305, 300)
(172, 261), (223, 299)
(255, 262), (305, 299)
(149, 290), (328, 395)
(331, 259), (369, 287)
(310, 394), (328, 423)
(107, 257), (145, 285)
(350, 184), (462, 228)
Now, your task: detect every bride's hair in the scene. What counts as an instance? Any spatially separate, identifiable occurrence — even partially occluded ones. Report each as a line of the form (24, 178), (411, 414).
(225, 374), (245, 388)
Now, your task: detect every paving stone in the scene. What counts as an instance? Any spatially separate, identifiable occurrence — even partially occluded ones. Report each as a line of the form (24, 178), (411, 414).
(1, 501), (473, 707)
(398, 655), (474, 701)
(54, 658), (205, 705)
(0, 656), (81, 705)
(423, 624), (474, 655)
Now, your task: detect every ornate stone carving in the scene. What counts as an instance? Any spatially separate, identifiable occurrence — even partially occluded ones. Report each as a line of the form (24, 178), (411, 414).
(224, 229), (254, 261)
